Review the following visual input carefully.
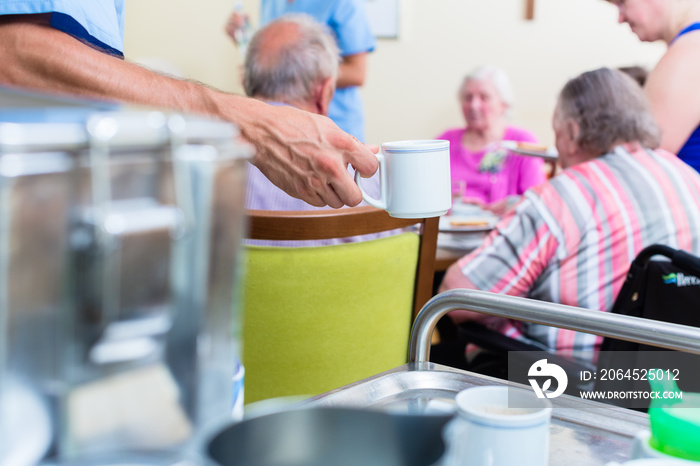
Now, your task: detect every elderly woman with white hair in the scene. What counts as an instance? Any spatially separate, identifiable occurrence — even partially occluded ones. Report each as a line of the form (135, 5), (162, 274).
(436, 65), (546, 214)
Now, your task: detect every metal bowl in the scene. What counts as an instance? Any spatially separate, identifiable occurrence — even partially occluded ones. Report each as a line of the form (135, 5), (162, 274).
(206, 407), (451, 466)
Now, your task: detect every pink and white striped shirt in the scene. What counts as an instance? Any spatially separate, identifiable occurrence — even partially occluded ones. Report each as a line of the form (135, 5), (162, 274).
(451, 147), (700, 359)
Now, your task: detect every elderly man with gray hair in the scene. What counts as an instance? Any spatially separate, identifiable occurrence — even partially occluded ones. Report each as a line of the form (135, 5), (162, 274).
(244, 14), (342, 215)
(244, 13), (339, 119)
(243, 13), (384, 245)
(435, 67), (700, 368)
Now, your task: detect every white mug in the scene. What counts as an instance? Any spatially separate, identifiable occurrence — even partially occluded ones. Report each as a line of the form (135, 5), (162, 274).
(442, 386), (552, 466)
(355, 139), (451, 218)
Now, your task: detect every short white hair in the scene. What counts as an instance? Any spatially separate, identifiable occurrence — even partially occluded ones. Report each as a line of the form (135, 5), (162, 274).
(459, 65), (515, 118)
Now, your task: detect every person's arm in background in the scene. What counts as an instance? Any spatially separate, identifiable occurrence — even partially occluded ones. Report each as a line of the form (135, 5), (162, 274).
(511, 128), (547, 192)
(482, 129), (545, 216)
(225, 10), (250, 48)
(439, 195), (553, 323)
(644, 34), (700, 154)
(330, 0), (374, 90)
(0, 14), (377, 208)
(511, 155), (546, 213)
(336, 52), (367, 88)
(225, 11), (369, 90)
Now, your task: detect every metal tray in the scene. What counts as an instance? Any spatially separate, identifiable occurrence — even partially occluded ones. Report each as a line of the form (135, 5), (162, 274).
(304, 363), (649, 466)
(302, 289), (700, 465)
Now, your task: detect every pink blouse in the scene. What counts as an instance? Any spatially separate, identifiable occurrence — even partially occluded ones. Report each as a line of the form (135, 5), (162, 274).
(436, 126), (546, 203)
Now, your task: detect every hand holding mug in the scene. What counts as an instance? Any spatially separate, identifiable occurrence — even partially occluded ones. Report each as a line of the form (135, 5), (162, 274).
(355, 140), (451, 218)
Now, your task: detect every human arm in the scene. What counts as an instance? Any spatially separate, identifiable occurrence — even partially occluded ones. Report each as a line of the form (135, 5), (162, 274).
(516, 156), (547, 191)
(0, 15), (378, 208)
(482, 156), (547, 215)
(482, 196), (519, 216)
(506, 128), (547, 193)
(330, 0), (374, 90)
(438, 264), (493, 324)
(474, 130), (546, 214)
(225, 11), (251, 48)
(336, 52), (367, 88)
(226, 5), (369, 89)
(461, 196), (517, 215)
(644, 36), (700, 154)
(438, 197), (555, 323)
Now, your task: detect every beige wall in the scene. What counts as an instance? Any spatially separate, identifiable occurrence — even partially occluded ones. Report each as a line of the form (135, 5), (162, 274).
(124, 0), (665, 146)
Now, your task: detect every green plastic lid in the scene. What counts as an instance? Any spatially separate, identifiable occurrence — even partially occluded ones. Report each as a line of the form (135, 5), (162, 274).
(647, 372), (700, 461)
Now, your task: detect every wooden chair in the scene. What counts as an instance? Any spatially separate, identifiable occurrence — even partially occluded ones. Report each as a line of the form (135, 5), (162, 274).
(241, 206), (438, 404)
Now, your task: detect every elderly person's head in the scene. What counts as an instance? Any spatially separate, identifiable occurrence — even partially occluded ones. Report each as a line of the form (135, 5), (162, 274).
(553, 67), (660, 169)
(458, 65), (514, 132)
(244, 14), (340, 115)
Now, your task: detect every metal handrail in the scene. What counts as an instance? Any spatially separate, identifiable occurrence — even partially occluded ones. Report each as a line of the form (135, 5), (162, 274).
(409, 289), (700, 363)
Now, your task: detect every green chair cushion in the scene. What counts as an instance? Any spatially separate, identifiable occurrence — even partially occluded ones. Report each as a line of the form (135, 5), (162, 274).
(242, 232), (420, 404)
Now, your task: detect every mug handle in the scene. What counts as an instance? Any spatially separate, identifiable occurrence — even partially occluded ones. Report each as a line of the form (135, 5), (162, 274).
(354, 151), (387, 210)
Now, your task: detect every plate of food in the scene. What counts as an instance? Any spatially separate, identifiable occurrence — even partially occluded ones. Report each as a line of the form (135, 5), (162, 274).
(501, 141), (558, 161)
(439, 215), (497, 233)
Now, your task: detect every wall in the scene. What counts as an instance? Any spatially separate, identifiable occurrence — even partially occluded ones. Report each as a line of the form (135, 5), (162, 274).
(124, 0), (244, 92)
(124, 0), (665, 146)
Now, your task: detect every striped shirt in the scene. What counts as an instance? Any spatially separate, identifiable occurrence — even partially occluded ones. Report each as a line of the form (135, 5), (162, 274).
(454, 147), (700, 359)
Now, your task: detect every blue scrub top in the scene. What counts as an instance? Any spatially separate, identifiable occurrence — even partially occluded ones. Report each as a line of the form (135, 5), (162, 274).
(0, 0), (125, 56)
(260, 0), (376, 142)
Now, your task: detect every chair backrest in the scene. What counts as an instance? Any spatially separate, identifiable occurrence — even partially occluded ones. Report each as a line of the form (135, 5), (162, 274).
(242, 206), (438, 403)
(594, 244), (700, 409)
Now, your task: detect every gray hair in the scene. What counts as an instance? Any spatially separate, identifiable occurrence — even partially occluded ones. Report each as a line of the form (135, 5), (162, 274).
(244, 14), (340, 103)
(557, 67), (660, 154)
(459, 65), (515, 117)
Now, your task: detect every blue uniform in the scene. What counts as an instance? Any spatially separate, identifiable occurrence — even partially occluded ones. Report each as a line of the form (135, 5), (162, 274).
(671, 22), (700, 172)
(0, 1), (125, 56)
(261, 0), (376, 142)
